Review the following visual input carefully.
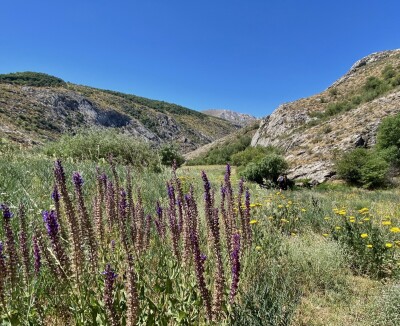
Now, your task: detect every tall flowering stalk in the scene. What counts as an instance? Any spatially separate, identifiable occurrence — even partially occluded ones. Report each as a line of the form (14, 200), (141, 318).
(52, 185), (68, 243)
(201, 171), (214, 241)
(54, 160), (83, 273)
(237, 178), (248, 246)
(1, 204), (18, 287)
(0, 241), (6, 304)
(167, 183), (180, 260)
(109, 155), (120, 221)
(102, 264), (118, 326)
(94, 170), (106, 244)
(32, 235), (41, 275)
(220, 186), (232, 256)
(118, 189), (130, 252)
(135, 190), (145, 252)
(223, 164), (237, 239)
(190, 224), (212, 320)
(211, 208), (225, 319)
(106, 181), (117, 230)
(73, 172), (98, 269)
(229, 233), (241, 303)
(18, 204), (30, 280)
(42, 210), (70, 276)
(244, 188), (252, 247)
(154, 202), (165, 239)
(125, 254), (139, 326)
(172, 165), (184, 235)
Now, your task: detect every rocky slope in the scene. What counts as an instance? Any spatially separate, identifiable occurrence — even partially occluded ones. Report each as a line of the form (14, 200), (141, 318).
(252, 49), (400, 183)
(0, 73), (239, 152)
(202, 109), (257, 126)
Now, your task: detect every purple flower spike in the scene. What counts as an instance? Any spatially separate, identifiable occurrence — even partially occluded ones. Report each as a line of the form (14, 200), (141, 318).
(51, 185), (60, 202)
(230, 233), (241, 303)
(0, 204), (13, 220)
(72, 172), (84, 187)
(42, 210), (59, 238)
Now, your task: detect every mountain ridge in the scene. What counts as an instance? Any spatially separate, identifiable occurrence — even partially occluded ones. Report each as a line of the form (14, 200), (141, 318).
(0, 72), (239, 152)
(252, 49), (400, 183)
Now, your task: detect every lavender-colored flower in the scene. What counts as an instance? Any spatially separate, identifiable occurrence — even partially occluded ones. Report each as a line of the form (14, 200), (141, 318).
(43, 210), (59, 239)
(51, 185), (60, 202)
(72, 171), (84, 187)
(103, 264), (119, 326)
(126, 254), (139, 326)
(1, 204), (18, 286)
(18, 204), (30, 279)
(32, 236), (41, 274)
(0, 204), (13, 220)
(230, 233), (241, 303)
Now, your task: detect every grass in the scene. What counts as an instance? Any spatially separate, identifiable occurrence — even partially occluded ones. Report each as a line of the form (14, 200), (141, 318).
(0, 149), (400, 324)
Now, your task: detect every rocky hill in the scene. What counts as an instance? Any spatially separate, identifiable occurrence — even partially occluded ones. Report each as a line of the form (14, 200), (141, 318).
(202, 109), (257, 126)
(252, 49), (400, 183)
(0, 72), (239, 152)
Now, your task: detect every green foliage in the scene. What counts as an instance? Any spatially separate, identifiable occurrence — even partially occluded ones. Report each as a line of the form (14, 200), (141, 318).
(336, 148), (389, 188)
(160, 144), (185, 167)
(377, 112), (400, 165)
(0, 72), (66, 87)
(231, 146), (281, 167)
(187, 135), (252, 165)
(241, 154), (288, 184)
(100, 89), (204, 118)
(42, 128), (161, 171)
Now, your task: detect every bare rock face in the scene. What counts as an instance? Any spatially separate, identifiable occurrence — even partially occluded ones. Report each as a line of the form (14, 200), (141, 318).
(203, 109), (258, 126)
(252, 49), (400, 183)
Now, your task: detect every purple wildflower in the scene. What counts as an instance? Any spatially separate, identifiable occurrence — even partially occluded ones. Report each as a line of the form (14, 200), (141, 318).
(0, 204), (13, 220)
(32, 236), (41, 274)
(230, 233), (241, 303)
(103, 264), (119, 326)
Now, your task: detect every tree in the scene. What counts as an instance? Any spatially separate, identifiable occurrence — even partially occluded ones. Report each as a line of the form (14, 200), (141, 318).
(160, 144), (185, 168)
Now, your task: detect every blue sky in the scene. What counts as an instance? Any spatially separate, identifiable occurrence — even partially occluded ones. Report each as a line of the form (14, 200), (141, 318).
(1, 0), (399, 117)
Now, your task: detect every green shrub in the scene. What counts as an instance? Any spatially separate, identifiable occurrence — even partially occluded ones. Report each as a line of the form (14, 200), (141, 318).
(241, 154), (288, 184)
(0, 72), (66, 87)
(336, 148), (389, 188)
(42, 128), (161, 170)
(231, 146), (281, 167)
(187, 135), (251, 165)
(160, 144), (185, 167)
(377, 112), (400, 165)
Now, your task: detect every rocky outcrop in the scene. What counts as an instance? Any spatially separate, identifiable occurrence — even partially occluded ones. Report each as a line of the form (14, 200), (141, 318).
(203, 109), (258, 126)
(252, 49), (400, 183)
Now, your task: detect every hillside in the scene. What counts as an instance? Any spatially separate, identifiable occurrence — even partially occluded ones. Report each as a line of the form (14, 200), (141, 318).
(202, 109), (257, 126)
(0, 72), (239, 152)
(252, 49), (400, 182)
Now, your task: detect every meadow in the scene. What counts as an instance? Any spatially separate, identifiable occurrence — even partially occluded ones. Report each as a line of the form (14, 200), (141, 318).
(1, 149), (400, 325)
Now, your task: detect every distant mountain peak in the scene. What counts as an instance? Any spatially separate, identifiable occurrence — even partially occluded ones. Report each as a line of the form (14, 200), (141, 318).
(202, 109), (257, 126)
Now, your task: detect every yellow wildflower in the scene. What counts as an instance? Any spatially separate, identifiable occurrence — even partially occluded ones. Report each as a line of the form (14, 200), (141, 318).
(255, 246), (262, 250)
(366, 244), (373, 248)
(390, 227), (400, 233)
(360, 233), (368, 238)
(322, 233), (329, 237)
(278, 205), (283, 208)
(280, 219), (289, 223)
(249, 219), (258, 225)
(382, 221), (392, 226)
(363, 217), (370, 221)
(385, 243), (393, 248)
(324, 217), (330, 220)
(301, 209), (306, 212)
(335, 226), (341, 230)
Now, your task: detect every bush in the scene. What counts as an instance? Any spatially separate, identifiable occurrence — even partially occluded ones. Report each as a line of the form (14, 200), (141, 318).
(231, 146), (281, 167)
(42, 128), (161, 171)
(336, 148), (389, 188)
(241, 154), (288, 184)
(0, 72), (66, 87)
(377, 112), (400, 165)
(160, 144), (185, 167)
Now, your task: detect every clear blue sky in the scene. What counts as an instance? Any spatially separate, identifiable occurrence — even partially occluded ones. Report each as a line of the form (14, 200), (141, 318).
(1, 0), (399, 117)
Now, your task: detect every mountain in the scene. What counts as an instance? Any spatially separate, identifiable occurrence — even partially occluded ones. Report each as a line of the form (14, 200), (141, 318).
(202, 109), (257, 126)
(252, 49), (400, 183)
(0, 72), (239, 152)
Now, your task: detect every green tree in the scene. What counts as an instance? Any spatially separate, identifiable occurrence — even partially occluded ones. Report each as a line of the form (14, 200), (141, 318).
(241, 154), (288, 184)
(376, 113), (400, 165)
(160, 144), (185, 167)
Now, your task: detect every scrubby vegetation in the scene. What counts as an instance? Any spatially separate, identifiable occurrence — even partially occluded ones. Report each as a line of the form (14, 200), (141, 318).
(1, 145), (400, 325)
(310, 64), (400, 122)
(42, 128), (161, 171)
(0, 72), (66, 87)
(337, 112), (400, 188)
